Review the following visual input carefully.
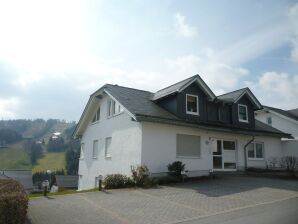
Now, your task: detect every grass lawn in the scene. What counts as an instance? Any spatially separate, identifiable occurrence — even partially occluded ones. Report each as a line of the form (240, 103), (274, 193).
(0, 142), (32, 170)
(33, 152), (66, 173)
(29, 188), (98, 198)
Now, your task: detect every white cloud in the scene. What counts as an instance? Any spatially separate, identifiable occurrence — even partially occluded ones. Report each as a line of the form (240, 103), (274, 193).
(173, 13), (197, 38)
(213, 22), (290, 66)
(165, 54), (248, 94)
(289, 3), (298, 63)
(248, 72), (298, 109)
(0, 97), (19, 119)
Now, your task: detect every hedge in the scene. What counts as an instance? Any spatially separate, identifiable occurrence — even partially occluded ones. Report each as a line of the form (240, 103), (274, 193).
(103, 174), (134, 189)
(0, 179), (29, 224)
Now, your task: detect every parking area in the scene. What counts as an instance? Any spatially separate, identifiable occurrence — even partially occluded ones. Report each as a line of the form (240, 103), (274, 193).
(28, 176), (298, 224)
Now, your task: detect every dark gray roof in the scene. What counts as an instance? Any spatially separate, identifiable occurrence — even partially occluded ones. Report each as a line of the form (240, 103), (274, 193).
(55, 175), (78, 188)
(287, 108), (298, 118)
(152, 75), (197, 100)
(103, 85), (290, 138)
(74, 75), (290, 138)
(152, 75), (216, 101)
(0, 170), (33, 190)
(217, 88), (247, 102)
(263, 106), (298, 122)
(105, 85), (178, 119)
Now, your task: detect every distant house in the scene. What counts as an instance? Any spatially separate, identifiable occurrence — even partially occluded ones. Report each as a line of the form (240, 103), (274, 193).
(54, 175), (78, 191)
(255, 106), (298, 157)
(0, 170), (33, 191)
(74, 74), (293, 190)
(255, 106), (298, 139)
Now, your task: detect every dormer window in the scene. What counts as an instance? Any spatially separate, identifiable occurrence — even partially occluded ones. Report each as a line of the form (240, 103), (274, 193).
(92, 107), (100, 123)
(238, 104), (248, 122)
(186, 94), (199, 115)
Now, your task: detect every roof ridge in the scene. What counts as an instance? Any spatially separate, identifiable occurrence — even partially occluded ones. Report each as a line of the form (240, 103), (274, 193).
(217, 87), (248, 97)
(155, 74), (198, 93)
(105, 84), (153, 94)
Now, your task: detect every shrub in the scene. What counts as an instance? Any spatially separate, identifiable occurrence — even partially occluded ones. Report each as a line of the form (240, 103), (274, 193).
(266, 157), (279, 169)
(131, 165), (155, 187)
(167, 161), (185, 177)
(0, 179), (28, 224)
(279, 156), (298, 172)
(103, 174), (133, 189)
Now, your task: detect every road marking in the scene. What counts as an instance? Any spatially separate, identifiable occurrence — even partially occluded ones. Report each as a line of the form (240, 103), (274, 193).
(77, 195), (130, 224)
(164, 194), (298, 224)
(133, 189), (210, 214)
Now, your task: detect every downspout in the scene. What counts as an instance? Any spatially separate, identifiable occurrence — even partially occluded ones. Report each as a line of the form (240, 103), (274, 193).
(243, 136), (254, 171)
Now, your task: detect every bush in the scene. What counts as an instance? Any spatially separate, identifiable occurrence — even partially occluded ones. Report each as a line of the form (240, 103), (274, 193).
(131, 165), (155, 187)
(167, 161), (185, 177)
(0, 179), (28, 224)
(103, 174), (133, 189)
(280, 156), (298, 172)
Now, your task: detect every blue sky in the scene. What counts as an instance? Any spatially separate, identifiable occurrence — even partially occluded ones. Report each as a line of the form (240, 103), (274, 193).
(0, 0), (297, 121)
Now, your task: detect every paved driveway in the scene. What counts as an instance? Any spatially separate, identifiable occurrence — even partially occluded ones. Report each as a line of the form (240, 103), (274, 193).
(28, 176), (298, 224)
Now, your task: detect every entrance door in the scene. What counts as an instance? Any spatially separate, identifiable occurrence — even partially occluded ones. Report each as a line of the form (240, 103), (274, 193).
(212, 139), (237, 170)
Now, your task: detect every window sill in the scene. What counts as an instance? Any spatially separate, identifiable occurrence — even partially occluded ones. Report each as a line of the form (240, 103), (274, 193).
(186, 111), (199, 116)
(248, 158), (264, 161)
(91, 121), (100, 125)
(176, 156), (201, 159)
(79, 158), (84, 160)
(107, 111), (124, 119)
(105, 156), (112, 159)
(92, 157), (98, 160)
(239, 119), (249, 123)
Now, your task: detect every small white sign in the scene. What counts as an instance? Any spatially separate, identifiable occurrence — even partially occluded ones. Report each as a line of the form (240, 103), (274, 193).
(42, 180), (49, 187)
(98, 175), (103, 180)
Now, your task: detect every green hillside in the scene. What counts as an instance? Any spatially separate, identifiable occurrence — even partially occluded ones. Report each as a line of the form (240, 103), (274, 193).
(33, 152), (65, 173)
(0, 142), (31, 170)
(0, 119), (76, 173)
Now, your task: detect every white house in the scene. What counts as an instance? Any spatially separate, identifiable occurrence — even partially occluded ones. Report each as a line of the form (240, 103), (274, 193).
(255, 106), (298, 157)
(255, 106), (298, 139)
(74, 75), (292, 190)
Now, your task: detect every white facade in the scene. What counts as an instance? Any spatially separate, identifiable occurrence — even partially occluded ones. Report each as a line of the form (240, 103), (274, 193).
(255, 110), (298, 139)
(141, 122), (282, 175)
(78, 94), (142, 190)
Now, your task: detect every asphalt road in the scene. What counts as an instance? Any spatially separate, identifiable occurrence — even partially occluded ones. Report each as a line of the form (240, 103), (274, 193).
(28, 176), (298, 224)
(184, 197), (298, 224)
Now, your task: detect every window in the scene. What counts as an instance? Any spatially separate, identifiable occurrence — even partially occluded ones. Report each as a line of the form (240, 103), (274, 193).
(80, 143), (85, 159)
(247, 142), (264, 159)
(92, 107), (100, 123)
(238, 104), (248, 122)
(186, 94), (199, 115)
(223, 141), (236, 150)
(108, 100), (116, 117)
(267, 117), (272, 126)
(176, 134), (201, 158)
(92, 140), (98, 158)
(105, 137), (112, 158)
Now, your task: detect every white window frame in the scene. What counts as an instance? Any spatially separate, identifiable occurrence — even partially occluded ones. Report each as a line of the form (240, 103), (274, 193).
(80, 143), (85, 159)
(186, 94), (199, 115)
(247, 142), (264, 160)
(238, 104), (248, 123)
(92, 107), (100, 123)
(107, 99), (123, 118)
(105, 137), (112, 158)
(92, 140), (98, 159)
